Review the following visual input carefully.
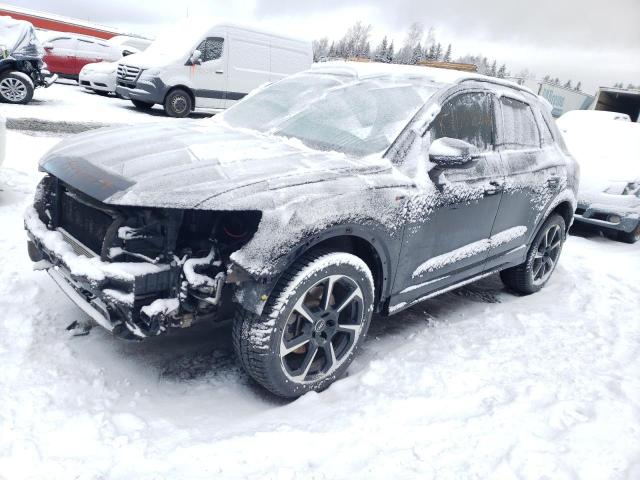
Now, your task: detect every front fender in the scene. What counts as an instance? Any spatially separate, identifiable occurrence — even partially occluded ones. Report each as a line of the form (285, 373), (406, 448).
(229, 188), (408, 315)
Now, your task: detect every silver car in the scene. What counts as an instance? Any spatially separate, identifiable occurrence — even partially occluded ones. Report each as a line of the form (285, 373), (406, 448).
(558, 110), (640, 243)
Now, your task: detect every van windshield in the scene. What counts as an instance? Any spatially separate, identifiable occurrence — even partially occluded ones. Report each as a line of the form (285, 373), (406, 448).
(221, 72), (437, 157)
(144, 21), (210, 61)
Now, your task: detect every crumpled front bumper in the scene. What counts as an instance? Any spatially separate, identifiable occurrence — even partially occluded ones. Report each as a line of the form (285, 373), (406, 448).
(24, 207), (180, 339)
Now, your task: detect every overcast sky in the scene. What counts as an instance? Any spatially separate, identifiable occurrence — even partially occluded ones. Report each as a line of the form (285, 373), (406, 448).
(15, 0), (640, 92)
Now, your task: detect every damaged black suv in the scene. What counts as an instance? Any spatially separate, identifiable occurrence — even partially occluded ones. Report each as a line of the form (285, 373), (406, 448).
(26, 62), (578, 398)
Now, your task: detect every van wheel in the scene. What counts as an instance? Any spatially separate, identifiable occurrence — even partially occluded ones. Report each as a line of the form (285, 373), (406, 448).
(233, 251), (375, 398)
(618, 224), (640, 244)
(501, 214), (566, 294)
(131, 99), (154, 110)
(164, 89), (192, 118)
(0, 72), (34, 104)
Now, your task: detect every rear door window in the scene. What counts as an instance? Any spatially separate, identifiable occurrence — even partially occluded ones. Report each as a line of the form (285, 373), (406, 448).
(499, 97), (540, 149)
(430, 91), (495, 152)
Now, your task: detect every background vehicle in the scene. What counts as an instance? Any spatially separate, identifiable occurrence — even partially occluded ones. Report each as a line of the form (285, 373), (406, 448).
(25, 63), (577, 398)
(78, 60), (119, 95)
(558, 110), (640, 243)
(78, 36), (152, 95)
(115, 19), (312, 117)
(0, 16), (55, 104)
(41, 31), (135, 79)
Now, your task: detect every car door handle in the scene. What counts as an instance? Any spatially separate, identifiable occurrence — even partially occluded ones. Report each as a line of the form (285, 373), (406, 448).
(484, 180), (503, 196)
(547, 176), (560, 188)
(215, 70), (224, 74)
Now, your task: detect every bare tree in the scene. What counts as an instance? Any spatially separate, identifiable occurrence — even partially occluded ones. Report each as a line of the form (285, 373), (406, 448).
(312, 37), (329, 62)
(397, 22), (424, 64)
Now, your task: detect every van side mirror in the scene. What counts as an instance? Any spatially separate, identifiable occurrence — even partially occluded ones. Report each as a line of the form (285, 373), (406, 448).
(189, 49), (202, 65)
(43, 42), (54, 51)
(428, 137), (480, 169)
(122, 49), (134, 57)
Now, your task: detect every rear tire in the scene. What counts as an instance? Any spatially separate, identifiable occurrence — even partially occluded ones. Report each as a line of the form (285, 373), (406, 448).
(131, 99), (154, 110)
(618, 224), (640, 244)
(233, 250), (375, 398)
(164, 88), (192, 118)
(0, 72), (34, 104)
(501, 214), (566, 295)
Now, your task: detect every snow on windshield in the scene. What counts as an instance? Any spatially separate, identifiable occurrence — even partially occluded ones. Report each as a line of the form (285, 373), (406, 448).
(221, 72), (438, 157)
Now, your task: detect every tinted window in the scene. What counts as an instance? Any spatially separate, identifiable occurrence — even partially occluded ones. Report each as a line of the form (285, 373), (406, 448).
(431, 92), (494, 152)
(197, 37), (224, 62)
(500, 97), (540, 149)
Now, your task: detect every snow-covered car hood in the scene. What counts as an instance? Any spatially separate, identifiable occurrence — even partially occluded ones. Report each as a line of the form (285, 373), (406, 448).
(39, 121), (398, 210)
(116, 50), (184, 70)
(81, 61), (117, 74)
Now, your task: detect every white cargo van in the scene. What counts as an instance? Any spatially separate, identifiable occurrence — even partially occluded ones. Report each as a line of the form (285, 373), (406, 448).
(115, 20), (312, 117)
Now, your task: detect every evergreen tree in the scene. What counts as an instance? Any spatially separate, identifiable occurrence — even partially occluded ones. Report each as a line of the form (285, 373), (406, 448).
(564, 79), (572, 89)
(627, 83), (635, 90)
(411, 43), (422, 64)
(575, 81), (582, 92)
(387, 41), (395, 63)
(489, 60), (497, 77)
(426, 44), (436, 61)
(443, 44), (452, 62)
(434, 43), (442, 61)
(328, 41), (336, 57)
(542, 75), (551, 83)
(553, 78), (560, 85)
(375, 36), (388, 62)
(497, 64), (506, 78)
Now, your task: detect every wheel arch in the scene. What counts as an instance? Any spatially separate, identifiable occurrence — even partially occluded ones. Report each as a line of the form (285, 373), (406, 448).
(551, 201), (574, 233)
(233, 224), (398, 316)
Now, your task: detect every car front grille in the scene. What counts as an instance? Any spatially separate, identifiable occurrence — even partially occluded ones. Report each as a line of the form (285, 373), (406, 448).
(117, 64), (141, 84)
(58, 190), (115, 257)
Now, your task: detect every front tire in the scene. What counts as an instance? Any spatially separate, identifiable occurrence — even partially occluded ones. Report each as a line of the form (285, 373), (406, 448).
(0, 72), (34, 104)
(233, 251), (375, 398)
(164, 88), (192, 118)
(618, 224), (640, 244)
(501, 214), (566, 294)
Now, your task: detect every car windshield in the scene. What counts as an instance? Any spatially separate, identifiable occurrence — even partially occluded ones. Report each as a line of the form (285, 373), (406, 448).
(221, 72), (438, 157)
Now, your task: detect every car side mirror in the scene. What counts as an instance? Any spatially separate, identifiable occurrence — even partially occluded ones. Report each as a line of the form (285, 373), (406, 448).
(428, 137), (480, 169)
(122, 49), (134, 57)
(43, 42), (54, 51)
(189, 49), (202, 65)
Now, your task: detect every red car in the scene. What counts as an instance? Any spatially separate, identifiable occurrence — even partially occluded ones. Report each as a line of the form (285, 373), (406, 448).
(41, 32), (123, 79)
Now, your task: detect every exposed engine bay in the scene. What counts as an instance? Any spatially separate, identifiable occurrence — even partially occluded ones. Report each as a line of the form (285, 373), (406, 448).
(27, 174), (261, 339)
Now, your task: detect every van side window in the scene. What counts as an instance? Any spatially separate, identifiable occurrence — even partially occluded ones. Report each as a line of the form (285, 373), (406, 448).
(431, 92), (494, 152)
(499, 97), (540, 149)
(197, 37), (224, 62)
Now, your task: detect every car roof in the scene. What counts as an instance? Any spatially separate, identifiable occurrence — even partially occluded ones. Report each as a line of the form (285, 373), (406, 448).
(311, 61), (535, 96)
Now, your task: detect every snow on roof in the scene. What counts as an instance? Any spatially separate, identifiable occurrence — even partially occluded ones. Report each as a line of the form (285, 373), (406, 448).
(311, 61), (535, 95)
(0, 3), (122, 35)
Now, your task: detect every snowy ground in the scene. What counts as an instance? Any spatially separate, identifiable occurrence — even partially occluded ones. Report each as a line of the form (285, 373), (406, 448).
(2, 82), (213, 135)
(1, 126), (640, 479)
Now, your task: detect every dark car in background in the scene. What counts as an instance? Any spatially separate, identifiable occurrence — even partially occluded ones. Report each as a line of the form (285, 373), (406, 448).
(25, 62), (578, 398)
(0, 16), (56, 104)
